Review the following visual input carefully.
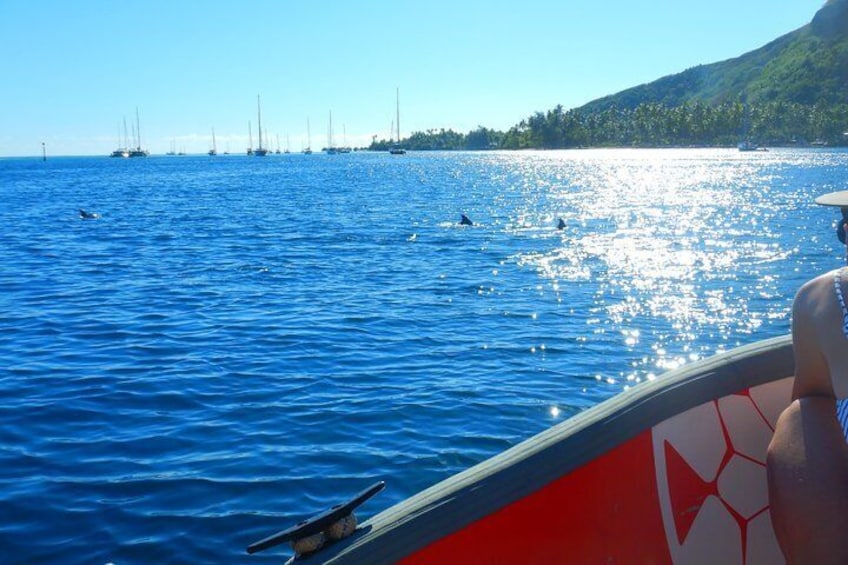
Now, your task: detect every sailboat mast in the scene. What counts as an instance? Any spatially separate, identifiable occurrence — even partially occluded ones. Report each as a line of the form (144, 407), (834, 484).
(388, 88), (406, 154)
(257, 95), (263, 151)
(135, 107), (142, 150)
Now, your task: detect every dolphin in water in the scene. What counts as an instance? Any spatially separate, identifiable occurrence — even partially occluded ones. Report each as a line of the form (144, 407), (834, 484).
(460, 214), (473, 226)
(557, 218), (566, 230)
(79, 209), (100, 220)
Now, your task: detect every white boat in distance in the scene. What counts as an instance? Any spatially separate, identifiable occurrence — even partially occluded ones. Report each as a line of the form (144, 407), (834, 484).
(325, 110), (339, 154)
(254, 95), (269, 156)
(302, 118), (313, 154)
(128, 108), (149, 157)
(390, 88), (406, 155)
(738, 139), (768, 152)
(208, 128), (217, 156)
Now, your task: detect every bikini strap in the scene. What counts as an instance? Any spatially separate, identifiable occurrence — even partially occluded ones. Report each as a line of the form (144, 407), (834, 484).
(833, 267), (848, 339)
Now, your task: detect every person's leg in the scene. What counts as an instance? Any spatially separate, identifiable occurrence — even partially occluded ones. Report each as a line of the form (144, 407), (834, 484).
(767, 397), (848, 564)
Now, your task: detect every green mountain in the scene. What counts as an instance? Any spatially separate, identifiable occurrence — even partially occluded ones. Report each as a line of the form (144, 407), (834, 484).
(581, 0), (848, 113)
(376, 2), (848, 151)
(494, 0), (848, 149)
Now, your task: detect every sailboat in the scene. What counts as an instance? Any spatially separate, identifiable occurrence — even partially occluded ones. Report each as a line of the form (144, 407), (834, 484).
(390, 88), (406, 155)
(128, 107), (149, 157)
(254, 95), (269, 156)
(737, 103), (767, 152)
(110, 118), (129, 158)
(325, 110), (339, 154)
(247, 121), (254, 156)
(302, 118), (313, 154)
(737, 140), (763, 152)
(208, 128), (217, 156)
(340, 124), (352, 153)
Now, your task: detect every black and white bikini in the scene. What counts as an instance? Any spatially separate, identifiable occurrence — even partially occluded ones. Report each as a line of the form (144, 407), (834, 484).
(833, 268), (848, 435)
(835, 267), (848, 338)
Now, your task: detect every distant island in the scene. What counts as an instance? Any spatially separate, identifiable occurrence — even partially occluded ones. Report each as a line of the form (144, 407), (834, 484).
(371, 0), (848, 151)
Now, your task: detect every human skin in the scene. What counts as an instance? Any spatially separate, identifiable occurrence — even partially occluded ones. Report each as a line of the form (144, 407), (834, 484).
(767, 227), (848, 563)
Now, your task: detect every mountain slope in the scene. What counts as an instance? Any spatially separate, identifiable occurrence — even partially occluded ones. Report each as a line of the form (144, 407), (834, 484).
(580, 0), (848, 113)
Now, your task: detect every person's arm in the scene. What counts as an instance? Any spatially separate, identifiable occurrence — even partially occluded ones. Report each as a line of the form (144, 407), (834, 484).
(767, 276), (848, 564)
(790, 277), (834, 399)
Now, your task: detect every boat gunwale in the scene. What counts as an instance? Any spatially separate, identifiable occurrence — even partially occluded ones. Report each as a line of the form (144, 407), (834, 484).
(307, 334), (794, 563)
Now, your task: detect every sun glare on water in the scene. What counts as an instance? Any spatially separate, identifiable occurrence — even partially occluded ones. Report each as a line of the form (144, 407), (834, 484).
(503, 149), (795, 387)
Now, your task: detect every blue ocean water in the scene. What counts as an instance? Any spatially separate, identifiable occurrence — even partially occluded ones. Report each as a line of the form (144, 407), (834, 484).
(1, 148), (846, 564)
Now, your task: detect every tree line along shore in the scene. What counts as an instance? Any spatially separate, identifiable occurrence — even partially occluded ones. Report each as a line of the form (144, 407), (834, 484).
(369, 101), (848, 151)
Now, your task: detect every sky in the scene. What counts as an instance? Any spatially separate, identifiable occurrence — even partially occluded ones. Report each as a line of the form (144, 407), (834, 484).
(0, 0), (827, 156)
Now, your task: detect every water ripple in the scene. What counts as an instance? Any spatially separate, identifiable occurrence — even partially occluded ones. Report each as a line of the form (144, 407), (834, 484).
(1, 149), (846, 563)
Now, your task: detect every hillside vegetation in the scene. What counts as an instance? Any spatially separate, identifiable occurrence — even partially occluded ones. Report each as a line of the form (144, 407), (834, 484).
(499, 0), (848, 149)
(374, 1), (848, 150)
(582, 0), (848, 112)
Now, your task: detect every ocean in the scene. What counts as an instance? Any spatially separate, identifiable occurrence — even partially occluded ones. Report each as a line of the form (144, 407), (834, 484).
(1, 148), (846, 563)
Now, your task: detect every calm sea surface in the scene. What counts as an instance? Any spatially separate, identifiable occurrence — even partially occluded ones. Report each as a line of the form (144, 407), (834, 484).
(2, 148), (847, 563)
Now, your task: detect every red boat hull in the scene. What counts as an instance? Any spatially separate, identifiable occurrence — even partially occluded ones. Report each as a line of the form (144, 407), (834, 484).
(285, 336), (794, 564)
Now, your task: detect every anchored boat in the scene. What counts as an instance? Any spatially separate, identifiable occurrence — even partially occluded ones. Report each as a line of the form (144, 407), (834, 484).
(208, 128), (217, 156)
(249, 335), (793, 564)
(389, 88), (406, 155)
(127, 108), (149, 157)
(254, 95), (269, 157)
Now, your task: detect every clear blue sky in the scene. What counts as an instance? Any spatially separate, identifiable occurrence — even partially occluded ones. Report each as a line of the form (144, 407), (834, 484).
(0, 0), (826, 156)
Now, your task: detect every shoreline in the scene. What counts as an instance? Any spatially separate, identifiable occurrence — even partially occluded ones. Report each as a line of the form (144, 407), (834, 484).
(5, 144), (848, 159)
